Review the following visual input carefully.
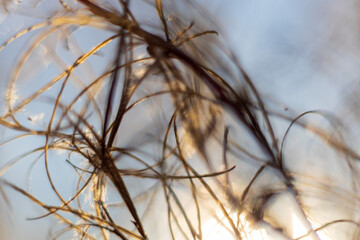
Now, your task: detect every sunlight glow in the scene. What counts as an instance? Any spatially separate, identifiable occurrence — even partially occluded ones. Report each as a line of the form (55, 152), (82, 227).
(292, 213), (332, 240)
(203, 211), (269, 240)
(202, 211), (333, 240)
(292, 212), (313, 240)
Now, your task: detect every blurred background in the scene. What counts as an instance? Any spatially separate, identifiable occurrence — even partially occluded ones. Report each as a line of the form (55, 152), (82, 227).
(1, 0), (360, 239)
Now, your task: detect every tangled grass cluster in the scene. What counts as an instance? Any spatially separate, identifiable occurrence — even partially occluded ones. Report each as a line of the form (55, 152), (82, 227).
(0, 0), (359, 239)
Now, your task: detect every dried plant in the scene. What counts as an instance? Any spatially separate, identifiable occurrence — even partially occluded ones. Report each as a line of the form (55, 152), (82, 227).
(0, 0), (359, 240)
